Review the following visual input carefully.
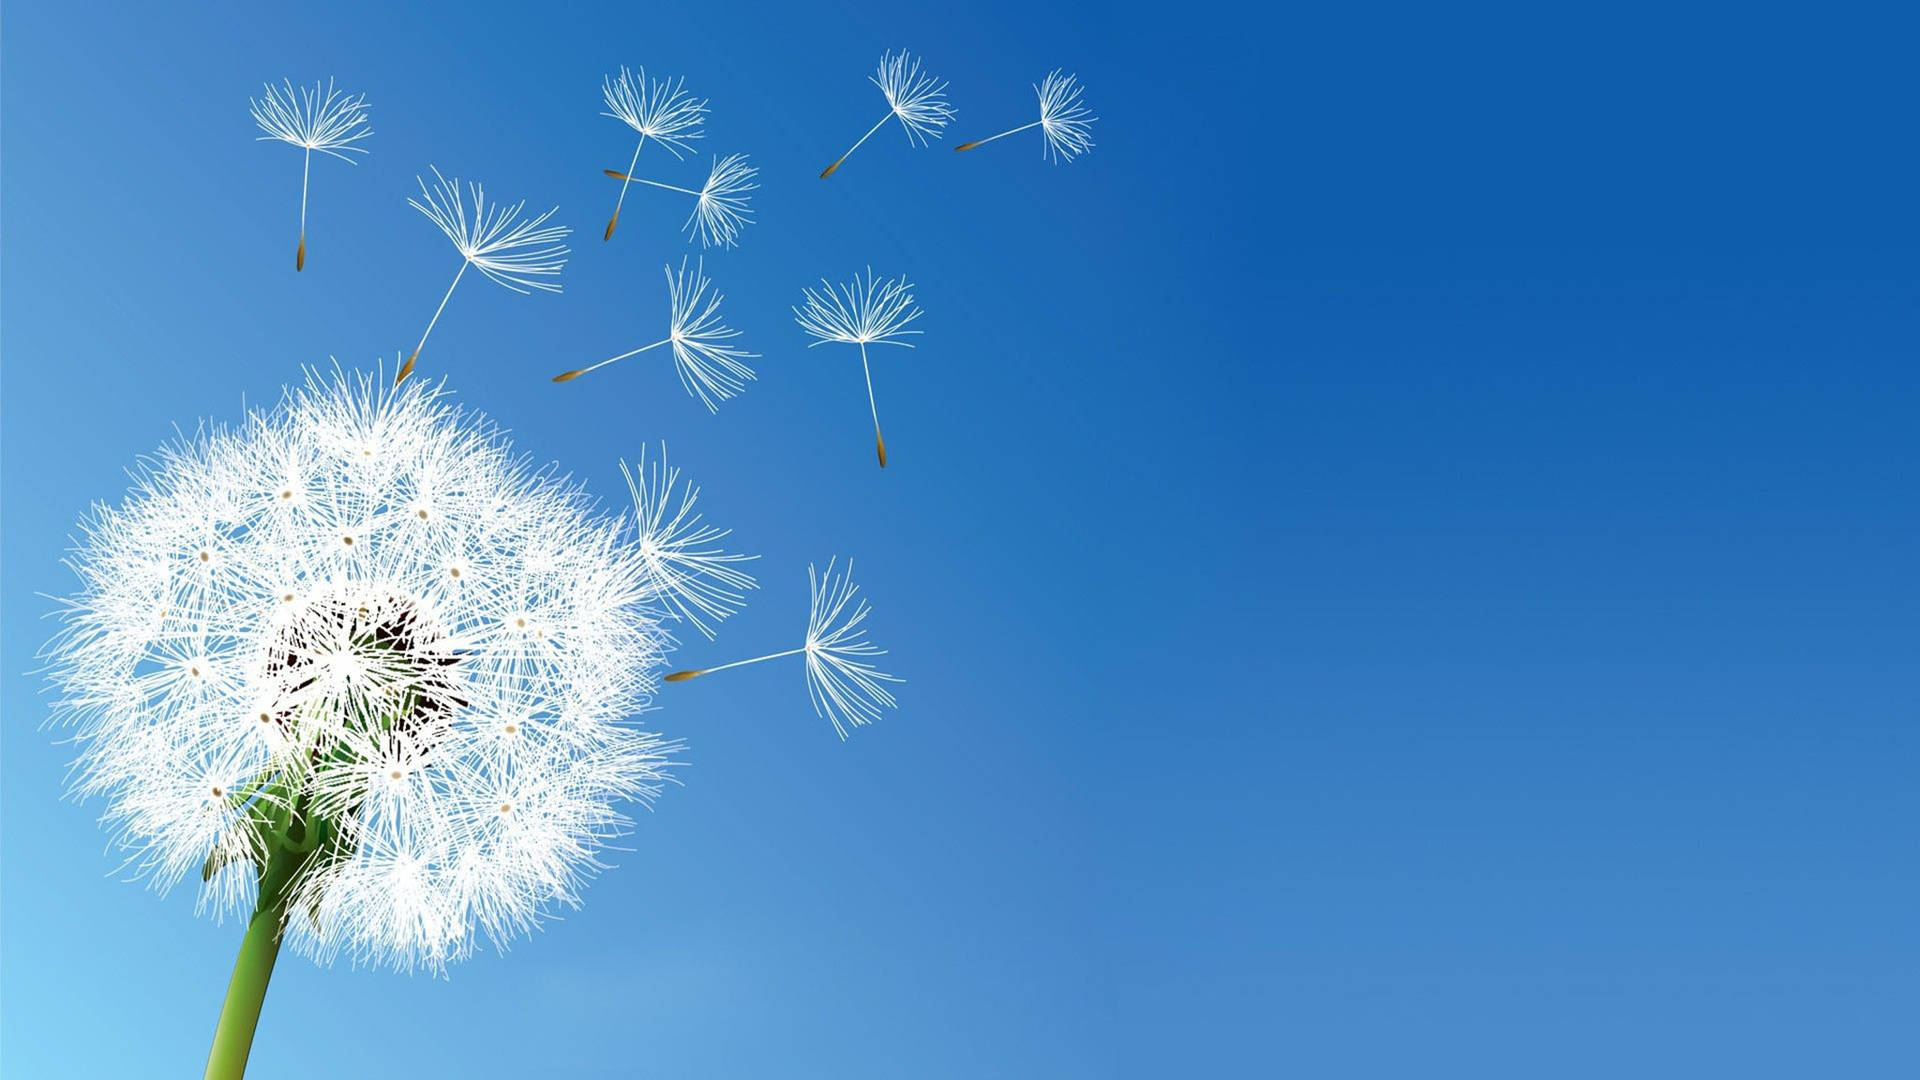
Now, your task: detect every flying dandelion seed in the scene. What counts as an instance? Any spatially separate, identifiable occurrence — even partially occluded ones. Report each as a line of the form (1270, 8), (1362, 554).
(620, 444), (757, 639)
(793, 268), (924, 467)
(249, 78), (372, 270)
(601, 153), (758, 249)
(665, 559), (899, 739)
(955, 69), (1096, 163)
(42, 368), (732, 1076)
(820, 50), (955, 178)
(401, 167), (571, 384)
(600, 66), (708, 242)
(554, 257), (757, 411)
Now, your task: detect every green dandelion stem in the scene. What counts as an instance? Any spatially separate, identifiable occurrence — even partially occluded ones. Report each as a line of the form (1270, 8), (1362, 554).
(203, 811), (328, 1080)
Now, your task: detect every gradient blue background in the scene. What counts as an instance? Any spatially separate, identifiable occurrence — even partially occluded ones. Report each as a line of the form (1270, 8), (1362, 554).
(3, 2), (1915, 1076)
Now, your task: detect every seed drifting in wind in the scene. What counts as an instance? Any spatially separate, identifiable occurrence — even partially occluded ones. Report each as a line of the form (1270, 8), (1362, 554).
(249, 78), (372, 271)
(620, 444), (757, 639)
(666, 559), (899, 739)
(955, 69), (1096, 163)
(554, 258), (757, 410)
(600, 67), (708, 242)
(793, 268), (924, 467)
(400, 167), (571, 384)
(601, 153), (758, 249)
(820, 50), (955, 178)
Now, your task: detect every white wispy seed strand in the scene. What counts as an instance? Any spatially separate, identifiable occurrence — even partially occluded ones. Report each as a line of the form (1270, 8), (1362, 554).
(794, 269), (925, 349)
(250, 79), (372, 161)
(666, 258), (758, 410)
(1036, 70), (1097, 163)
(803, 559), (902, 739)
(622, 444), (757, 639)
(873, 50), (955, 145)
(411, 167), (572, 294)
(601, 66), (708, 158)
(687, 154), (758, 249)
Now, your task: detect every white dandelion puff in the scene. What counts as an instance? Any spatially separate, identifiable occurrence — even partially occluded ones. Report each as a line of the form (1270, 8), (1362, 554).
(401, 167), (571, 383)
(956, 69), (1097, 163)
(665, 559), (899, 739)
(602, 153), (758, 249)
(821, 50), (956, 178)
(249, 78), (372, 270)
(41, 367), (688, 986)
(793, 268), (924, 467)
(620, 444), (757, 639)
(554, 258), (757, 410)
(600, 67), (708, 241)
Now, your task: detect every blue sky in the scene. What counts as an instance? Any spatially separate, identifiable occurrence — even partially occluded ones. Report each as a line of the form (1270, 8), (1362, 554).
(3, 1), (1915, 1077)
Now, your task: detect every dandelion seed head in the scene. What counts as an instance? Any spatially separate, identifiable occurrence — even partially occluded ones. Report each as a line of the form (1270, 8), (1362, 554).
(601, 67), (708, 159)
(871, 50), (955, 145)
(44, 368), (680, 973)
(1036, 70), (1097, 164)
(250, 78), (373, 162)
(793, 268), (925, 349)
(411, 167), (572, 294)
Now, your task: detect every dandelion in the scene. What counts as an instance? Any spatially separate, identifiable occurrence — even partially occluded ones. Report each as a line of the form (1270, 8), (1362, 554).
(249, 78), (372, 270)
(400, 167), (571, 384)
(42, 368), (717, 1076)
(620, 444), (756, 638)
(601, 153), (757, 249)
(820, 50), (955, 178)
(793, 268), (924, 467)
(600, 66), (708, 241)
(553, 258), (757, 411)
(666, 559), (899, 739)
(955, 69), (1096, 163)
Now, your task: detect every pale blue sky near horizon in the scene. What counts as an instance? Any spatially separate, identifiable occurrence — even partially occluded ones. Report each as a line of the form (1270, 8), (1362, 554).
(3, 1), (1916, 1077)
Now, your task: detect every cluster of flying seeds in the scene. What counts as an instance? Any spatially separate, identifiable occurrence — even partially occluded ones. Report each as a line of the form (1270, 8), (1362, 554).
(72, 50), (1105, 977)
(819, 52), (1099, 175)
(599, 67), (709, 240)
(801, 54), (1094, 464)
(246, 59), (1092, 428)
(598, 67), (759, 249)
